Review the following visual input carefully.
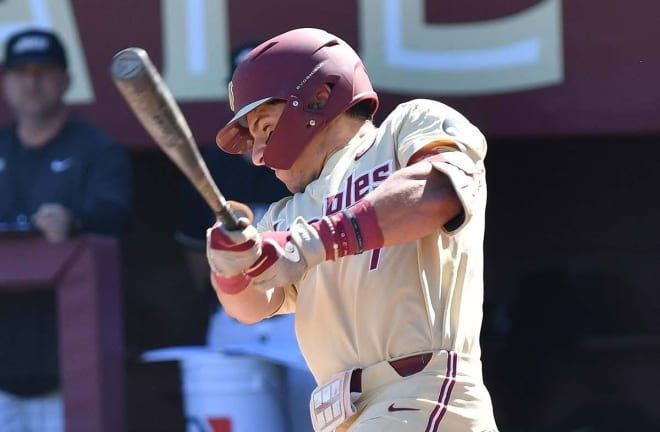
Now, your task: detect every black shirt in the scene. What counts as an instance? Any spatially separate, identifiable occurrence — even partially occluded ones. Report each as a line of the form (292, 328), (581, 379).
(0, 115), (133, 234)
(0, 115), (133, 396)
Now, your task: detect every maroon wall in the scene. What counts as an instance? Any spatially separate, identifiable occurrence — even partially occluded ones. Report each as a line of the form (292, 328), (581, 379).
(1, 0), (658, 149)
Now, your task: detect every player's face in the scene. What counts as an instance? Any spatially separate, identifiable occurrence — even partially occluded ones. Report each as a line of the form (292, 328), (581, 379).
(247, 102), (326, 193)
(1, 63), (69, 120)
(248, 101), (283, 166)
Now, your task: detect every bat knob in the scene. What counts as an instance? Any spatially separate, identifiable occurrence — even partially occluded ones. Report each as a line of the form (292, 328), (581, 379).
(111, 47), (148, 80)
(227, 200), (254, 224)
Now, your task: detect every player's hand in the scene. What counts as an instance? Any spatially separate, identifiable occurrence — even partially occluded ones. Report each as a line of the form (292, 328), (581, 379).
(31, 203), (74, 243)
(206, 218), (261, 276)
(246, 217), (326, 290)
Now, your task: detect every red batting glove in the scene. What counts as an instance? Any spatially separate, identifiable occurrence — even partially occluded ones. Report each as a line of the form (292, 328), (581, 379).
(214, 199), (385, 292)
(206, 218), (262, 276)
(210, 271), (252, 295)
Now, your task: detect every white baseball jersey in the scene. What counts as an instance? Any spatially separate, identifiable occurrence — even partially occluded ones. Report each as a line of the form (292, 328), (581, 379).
(257, 98), (488, 386)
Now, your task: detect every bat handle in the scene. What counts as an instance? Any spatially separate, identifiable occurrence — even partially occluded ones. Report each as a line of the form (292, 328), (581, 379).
(216, 209), (241, 231)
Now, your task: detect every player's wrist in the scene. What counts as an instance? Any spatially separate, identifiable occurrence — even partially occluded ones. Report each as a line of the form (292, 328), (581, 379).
(289, 217), (326, 267)
(211, 270), (251, 294)
(248, 218), (325, 278)
(312, 199), (384, 260)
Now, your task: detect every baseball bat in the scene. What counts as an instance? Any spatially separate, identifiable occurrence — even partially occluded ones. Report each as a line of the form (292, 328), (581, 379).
(109, 47), (242, 230)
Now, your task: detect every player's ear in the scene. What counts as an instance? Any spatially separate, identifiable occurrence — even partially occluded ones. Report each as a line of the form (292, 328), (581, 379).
(306, 84), (331, 111)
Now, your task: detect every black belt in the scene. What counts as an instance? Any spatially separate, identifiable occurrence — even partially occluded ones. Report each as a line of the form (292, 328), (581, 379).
(350, 353), (433, 393)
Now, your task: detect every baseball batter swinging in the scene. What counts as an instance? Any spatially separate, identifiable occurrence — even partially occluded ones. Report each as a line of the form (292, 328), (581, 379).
(207, 28), (499, 431)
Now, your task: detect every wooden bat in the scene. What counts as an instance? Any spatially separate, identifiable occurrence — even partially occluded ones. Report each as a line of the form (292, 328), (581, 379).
(109, 47), (242, 230)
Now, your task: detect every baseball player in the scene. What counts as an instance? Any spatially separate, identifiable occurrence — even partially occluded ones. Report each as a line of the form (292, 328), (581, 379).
(206, 28), (499, 431)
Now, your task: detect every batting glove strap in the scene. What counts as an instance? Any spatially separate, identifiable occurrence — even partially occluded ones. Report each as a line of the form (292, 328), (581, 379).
(206, 218), (262, 276)
(246, 217), (325, 290)
(290, 216), (326, 266)
(312, 199), (384, 260)
(246, 231), (291, 277)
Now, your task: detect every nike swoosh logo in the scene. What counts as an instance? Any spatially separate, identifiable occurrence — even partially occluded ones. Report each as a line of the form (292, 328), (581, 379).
(283, 241), (301, 263)
(50, 158), (74, 172)
(387, 403), (420, 412)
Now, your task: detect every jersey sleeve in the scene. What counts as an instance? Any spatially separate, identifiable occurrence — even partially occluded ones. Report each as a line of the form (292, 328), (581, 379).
(392, 99), (487, 233)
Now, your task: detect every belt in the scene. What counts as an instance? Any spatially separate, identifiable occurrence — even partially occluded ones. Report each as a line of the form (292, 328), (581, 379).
(350, 352), (433, 393)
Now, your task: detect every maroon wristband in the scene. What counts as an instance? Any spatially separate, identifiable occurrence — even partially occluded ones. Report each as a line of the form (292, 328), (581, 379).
(312, 199), (384, 260)
(211, 271), (251, 294)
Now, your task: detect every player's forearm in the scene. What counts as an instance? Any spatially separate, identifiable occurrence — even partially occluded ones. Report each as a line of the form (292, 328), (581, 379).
(211, 272), (284, 324)
(366, 161), (462, 246)
(311, 161), (460, 260)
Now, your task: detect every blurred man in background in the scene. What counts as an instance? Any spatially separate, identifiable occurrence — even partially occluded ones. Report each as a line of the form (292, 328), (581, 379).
(0, 27), (132, 431)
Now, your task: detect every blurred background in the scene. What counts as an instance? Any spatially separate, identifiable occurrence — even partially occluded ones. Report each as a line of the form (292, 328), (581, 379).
(1, 0), (659, 431)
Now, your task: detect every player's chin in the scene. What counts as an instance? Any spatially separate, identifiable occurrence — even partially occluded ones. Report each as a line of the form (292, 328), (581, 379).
(275, 171), (302, 194)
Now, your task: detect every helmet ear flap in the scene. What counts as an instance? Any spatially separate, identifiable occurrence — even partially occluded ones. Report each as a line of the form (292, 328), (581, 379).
(263, 96), (314, 169)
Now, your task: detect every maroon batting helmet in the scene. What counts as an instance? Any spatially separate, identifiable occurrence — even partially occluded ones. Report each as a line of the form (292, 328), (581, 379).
(215, 28), (379, 170)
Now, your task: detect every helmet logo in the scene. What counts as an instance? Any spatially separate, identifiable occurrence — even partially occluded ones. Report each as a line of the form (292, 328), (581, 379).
(296, 60), (327, 91)
(228, 81), (235, 112)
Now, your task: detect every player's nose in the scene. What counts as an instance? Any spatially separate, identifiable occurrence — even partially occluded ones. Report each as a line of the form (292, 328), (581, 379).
(252, 141), (266, 166)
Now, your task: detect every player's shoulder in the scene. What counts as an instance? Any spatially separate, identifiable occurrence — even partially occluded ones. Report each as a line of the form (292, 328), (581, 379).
(260, 188), (326, 232)
(258, 195), (293, 232)
(385, 98), (467, 124)
(381, 99), (487, 159)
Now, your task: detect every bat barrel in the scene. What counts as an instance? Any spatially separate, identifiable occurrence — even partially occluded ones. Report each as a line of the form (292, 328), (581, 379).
(110, 47), (241, 231)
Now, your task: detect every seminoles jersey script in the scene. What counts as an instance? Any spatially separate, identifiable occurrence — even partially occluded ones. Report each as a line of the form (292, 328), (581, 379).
(257, 99), (487, 384)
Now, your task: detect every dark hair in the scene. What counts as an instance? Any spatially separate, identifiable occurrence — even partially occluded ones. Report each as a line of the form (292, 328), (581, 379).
(345, 99), (375, 121)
